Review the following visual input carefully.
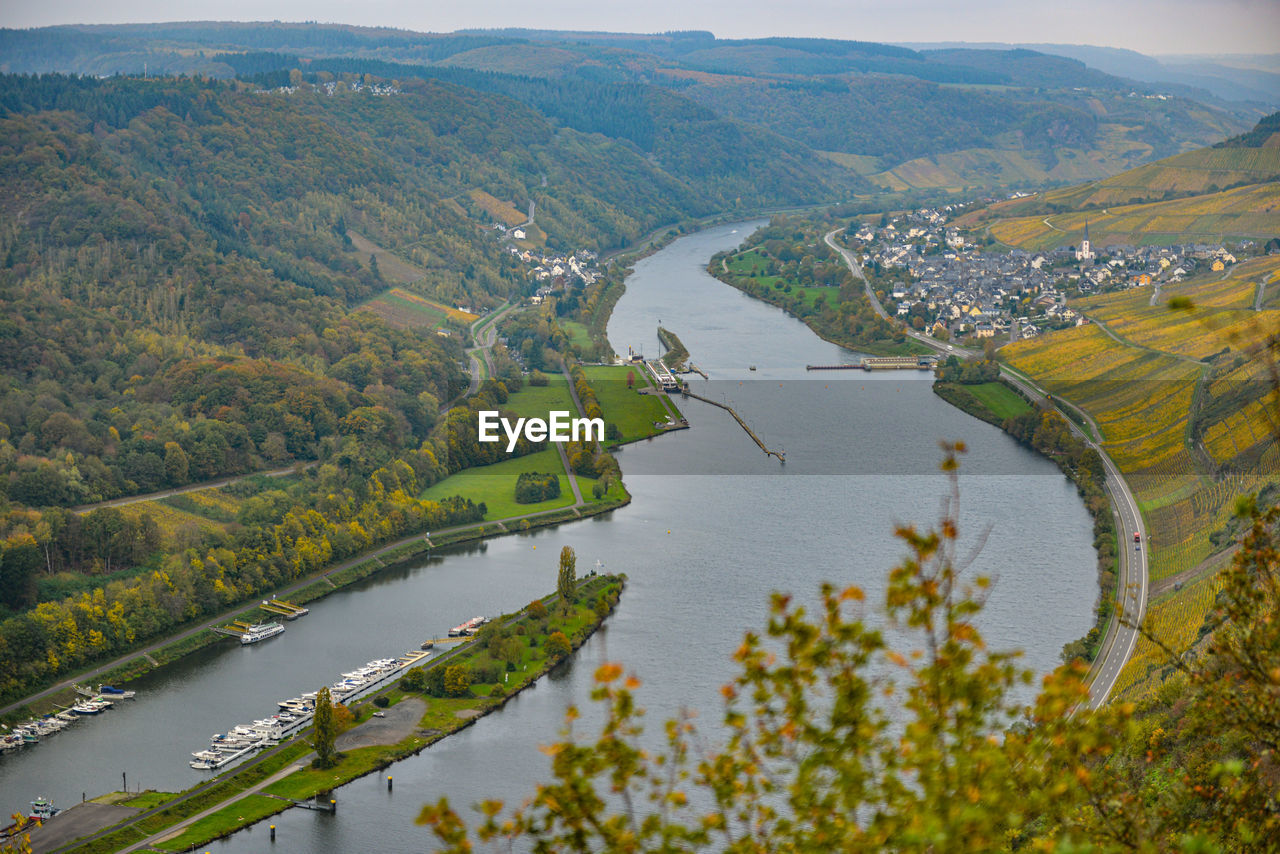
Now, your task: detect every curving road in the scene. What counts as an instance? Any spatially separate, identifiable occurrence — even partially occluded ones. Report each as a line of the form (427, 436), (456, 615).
(448, 301), (517, 406)
(998, 369), (1147, 708)
(823, 228), (970, 359)
(825, 227), (1148, 709)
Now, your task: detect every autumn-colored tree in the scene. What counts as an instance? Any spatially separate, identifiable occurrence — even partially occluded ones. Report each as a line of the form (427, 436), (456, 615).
(444, 665), (472, 698)
(0, 814), (33, 854)
(544, 631), (571, 660)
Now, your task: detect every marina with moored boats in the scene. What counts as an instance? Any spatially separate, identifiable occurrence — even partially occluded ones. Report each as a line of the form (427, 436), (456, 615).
(189, 649), (431, 770)
(1, 687), (138, 758)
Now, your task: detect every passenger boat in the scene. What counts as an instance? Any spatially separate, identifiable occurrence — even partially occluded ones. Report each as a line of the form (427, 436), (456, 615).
(240, 622), (285, 644)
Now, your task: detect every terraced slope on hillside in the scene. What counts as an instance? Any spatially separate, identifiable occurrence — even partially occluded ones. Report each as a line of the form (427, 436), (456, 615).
(1002, 259), (1279, 698)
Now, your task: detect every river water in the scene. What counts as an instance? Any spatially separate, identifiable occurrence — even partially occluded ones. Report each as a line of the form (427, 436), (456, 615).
(1, 222), (1097, 850)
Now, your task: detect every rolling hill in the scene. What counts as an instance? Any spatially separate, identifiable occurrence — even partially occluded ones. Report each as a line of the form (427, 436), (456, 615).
(961, 112), (1280, 249)
(0, 23), (1259, 197)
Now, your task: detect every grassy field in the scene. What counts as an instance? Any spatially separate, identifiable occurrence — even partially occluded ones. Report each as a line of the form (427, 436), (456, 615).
(421, 448), (589, 520)
(346, 230), (428, 285)
(158, 794), (285, 851)
(468, 188), (526, 227)
(561, 320), (593, 351)
(358, 288), (479, 330)
(964, 381), (1034, 420)
(582, 365), (679, 444)
(1002, 268), (1279, 700)
(501, 375), (576, 419)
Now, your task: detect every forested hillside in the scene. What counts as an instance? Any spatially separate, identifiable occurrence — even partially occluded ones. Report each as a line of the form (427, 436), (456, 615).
(0, 67), (856, 697)
(0, 68), (852, 508)
(0, 23), (1259, 197)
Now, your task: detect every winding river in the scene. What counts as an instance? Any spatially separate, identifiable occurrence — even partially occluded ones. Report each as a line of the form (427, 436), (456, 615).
(1, 222), (1097, 851)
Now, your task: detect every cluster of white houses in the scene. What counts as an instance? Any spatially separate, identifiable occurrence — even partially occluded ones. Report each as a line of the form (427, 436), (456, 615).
(850, 207), (1247, 343)
(505, 247), (601, 304)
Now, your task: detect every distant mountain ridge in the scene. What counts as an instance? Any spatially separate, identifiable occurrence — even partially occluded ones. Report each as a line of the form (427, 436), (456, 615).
(0, 22), (1259, 196)
(897, 41), (1280, 106)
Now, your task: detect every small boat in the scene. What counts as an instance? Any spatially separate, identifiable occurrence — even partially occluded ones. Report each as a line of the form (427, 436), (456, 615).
(420, 640), (435, 650)
(29, 797), (60, 821)
(189, 759), (215, 770)
(749, 365), (757, 371)
(97, 685), (136, 699)
(191, 750), (221, 762)
(71, 698), (111, 715)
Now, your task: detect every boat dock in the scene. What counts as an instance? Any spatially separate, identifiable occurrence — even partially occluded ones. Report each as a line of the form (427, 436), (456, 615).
(681, 388), (784, 463)
(212, 620), (254, 639)
(259, 599), (309, 620)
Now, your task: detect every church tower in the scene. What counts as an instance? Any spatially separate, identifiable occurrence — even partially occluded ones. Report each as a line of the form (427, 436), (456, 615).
(1076, 220), (1094, 262)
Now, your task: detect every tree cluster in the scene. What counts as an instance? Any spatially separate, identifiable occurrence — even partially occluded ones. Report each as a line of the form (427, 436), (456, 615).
(514, 471), (560, 504)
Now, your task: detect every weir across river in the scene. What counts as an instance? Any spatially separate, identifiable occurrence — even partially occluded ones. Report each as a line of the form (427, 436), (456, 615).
(806, 355), (936, 371)
(680, 387), (785, 462)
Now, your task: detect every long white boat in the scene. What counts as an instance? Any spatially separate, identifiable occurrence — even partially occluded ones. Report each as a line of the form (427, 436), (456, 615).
(240, 622), (285, 644)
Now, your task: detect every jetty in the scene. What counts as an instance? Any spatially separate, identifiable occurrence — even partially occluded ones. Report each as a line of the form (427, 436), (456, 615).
(259, 598), (309, 620)
(681, 388), (784, 463)
(806, 355), (936, 371)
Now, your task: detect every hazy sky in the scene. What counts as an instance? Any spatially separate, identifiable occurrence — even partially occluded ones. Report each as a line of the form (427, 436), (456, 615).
(5, 0), (1279, 56)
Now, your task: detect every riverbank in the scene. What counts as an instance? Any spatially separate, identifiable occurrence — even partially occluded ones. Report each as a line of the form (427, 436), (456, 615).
(49, 574), (626, 854)
(933, 376), (1119, 664)
(0, 494), (628, 726)
(708, 239), (930, 357)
